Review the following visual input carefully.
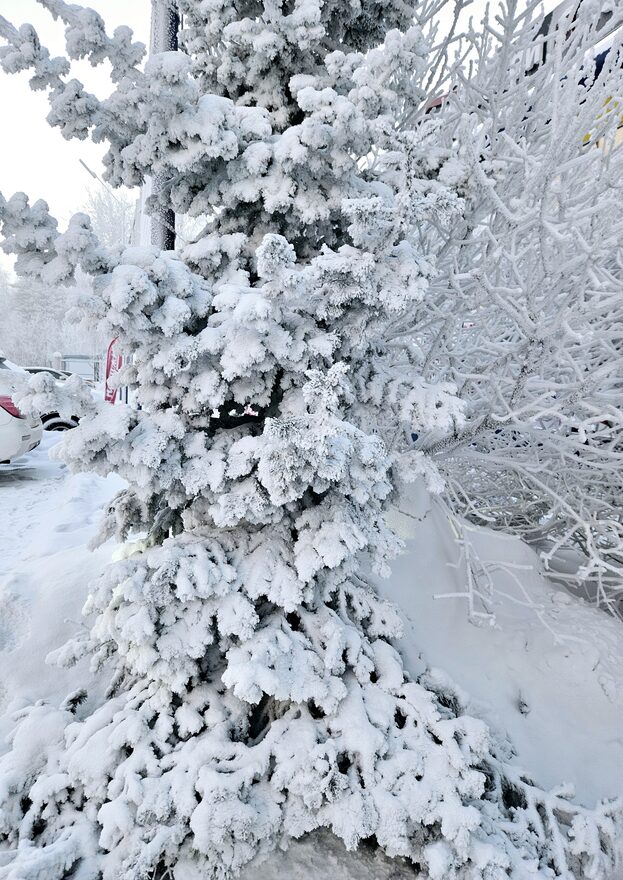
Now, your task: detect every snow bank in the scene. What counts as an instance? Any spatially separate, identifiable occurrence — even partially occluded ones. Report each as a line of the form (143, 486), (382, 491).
(384, 483), (623, 806)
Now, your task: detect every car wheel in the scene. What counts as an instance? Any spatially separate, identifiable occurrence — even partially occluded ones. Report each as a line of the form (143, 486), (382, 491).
(42, 414), (80, 431)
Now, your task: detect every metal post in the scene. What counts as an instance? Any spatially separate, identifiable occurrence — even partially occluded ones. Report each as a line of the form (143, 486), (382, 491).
(150, 0), (179, 251)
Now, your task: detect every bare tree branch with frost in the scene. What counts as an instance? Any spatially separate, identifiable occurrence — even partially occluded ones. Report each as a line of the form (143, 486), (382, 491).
(404, 0), (623, 615)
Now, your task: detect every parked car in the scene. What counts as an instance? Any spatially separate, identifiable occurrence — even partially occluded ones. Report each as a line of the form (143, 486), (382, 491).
(0, 395), (43, 463)
(0, 357), (80, 432)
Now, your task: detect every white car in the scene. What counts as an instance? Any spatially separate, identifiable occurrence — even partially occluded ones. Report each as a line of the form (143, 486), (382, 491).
(0, 355), (43, 460)
(0, 394), (43, 463)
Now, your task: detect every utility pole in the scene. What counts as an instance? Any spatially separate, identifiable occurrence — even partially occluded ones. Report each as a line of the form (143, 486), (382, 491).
(149, 0), (180, 251)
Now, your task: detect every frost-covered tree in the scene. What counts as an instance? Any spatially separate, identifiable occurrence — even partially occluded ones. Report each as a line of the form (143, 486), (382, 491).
(404, 0), (623, 616)
(0, 2), (621, 880)
(0, 263), (9, 298)
(81, 184), (135, 249)
(0, 272), (94, 366)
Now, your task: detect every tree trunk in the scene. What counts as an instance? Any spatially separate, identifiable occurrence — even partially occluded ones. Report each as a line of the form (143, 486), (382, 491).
(149, 0), (179, 251)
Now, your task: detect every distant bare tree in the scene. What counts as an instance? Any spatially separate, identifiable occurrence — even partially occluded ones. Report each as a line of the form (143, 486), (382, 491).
(81, 184), (135, 249)
(0, 272), (100, 366)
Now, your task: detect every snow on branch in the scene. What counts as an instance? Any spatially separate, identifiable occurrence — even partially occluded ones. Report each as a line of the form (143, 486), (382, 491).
(405, 0), (623, 615)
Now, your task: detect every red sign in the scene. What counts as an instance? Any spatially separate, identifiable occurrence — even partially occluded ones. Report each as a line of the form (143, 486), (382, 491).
(105, 338), (124, 404)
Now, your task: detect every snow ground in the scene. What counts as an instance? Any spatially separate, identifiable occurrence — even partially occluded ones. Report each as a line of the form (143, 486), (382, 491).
(386, 487), (623, 807)
(0, 433), (124, 745)
(0, 441), (622, 875)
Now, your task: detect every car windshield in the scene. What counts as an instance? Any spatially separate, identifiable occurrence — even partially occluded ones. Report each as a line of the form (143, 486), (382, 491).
(25, 367), (72, 380)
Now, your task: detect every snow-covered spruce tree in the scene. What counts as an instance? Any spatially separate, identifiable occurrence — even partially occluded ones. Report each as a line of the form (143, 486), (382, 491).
(0, 1), (621, 878)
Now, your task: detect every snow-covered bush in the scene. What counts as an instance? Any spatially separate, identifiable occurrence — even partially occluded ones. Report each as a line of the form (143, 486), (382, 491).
(407, 1), (623, 614)
(0, 1), (621, 879)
